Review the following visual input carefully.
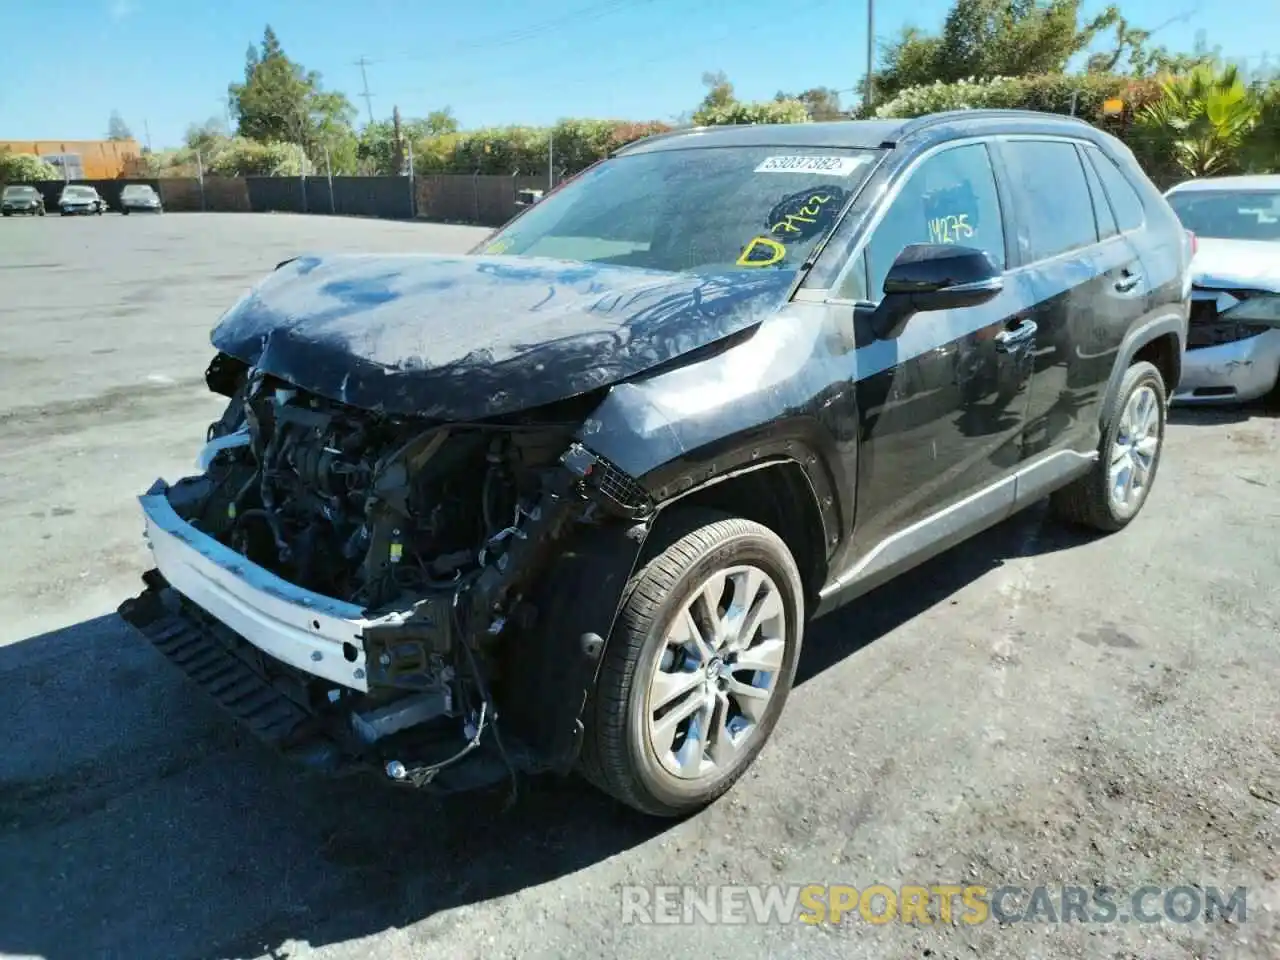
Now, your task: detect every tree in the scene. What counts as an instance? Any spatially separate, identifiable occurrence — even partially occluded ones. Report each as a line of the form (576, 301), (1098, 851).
(1135, 64), (1262, 179)
(107, 110), (133, 141)
(185, 117), (230, 157)
(697, 71), (736, 113)
(0, 150), (59, 183)
(358, 107), (461, 175)
(792, 87), (845, 120)
(1086, 14), (1214, 77)
(875, 0), (1120, 100)
(228, 25), (356, 165)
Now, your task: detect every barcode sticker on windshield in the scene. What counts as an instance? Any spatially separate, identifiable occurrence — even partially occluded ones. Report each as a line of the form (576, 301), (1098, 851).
(754, 155), (870, 176)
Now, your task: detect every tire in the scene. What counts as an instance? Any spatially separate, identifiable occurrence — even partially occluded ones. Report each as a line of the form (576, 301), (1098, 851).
(1051, 360), (1166, 532)
(579, 508), (804, 817)
(37, 207), (45, 216)
(1, 212), (9, 218)
(122, 208), (130, 216)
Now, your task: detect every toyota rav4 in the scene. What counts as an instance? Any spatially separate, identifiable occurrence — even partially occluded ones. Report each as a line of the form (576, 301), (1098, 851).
(118, 110), (1190, 816)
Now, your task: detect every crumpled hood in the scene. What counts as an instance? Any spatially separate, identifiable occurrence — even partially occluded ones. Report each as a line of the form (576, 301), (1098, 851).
(211, 253), (795, 420)
(1191, 238), (1280, 293)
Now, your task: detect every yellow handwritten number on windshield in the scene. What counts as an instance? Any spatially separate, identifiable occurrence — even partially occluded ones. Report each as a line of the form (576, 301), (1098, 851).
(737, 236), (787, 267)
(770, 194), (834, 237)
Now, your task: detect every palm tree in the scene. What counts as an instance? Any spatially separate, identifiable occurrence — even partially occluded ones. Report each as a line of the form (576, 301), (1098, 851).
(1135, 64), (1261, 180)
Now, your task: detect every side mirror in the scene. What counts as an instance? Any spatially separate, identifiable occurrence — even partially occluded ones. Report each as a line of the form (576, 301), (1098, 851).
(871, 243), (1003, 340)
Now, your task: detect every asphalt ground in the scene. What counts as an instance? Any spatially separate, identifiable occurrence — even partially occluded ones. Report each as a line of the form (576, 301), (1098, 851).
(0, 213), (1277, 960)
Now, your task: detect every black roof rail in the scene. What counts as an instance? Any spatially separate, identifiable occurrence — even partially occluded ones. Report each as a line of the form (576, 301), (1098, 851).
(884, 108), (1093, 146)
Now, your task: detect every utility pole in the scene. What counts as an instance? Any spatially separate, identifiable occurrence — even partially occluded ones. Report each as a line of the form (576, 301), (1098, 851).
(864, 0), (875, 114)
(355, 56), (376, 125)
(144, 118), (152, 152)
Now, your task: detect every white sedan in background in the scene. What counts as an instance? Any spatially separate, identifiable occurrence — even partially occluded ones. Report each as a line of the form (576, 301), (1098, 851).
(1165, 175), (1280, 404)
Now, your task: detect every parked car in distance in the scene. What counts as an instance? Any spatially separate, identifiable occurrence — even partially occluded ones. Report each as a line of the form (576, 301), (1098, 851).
(1164, 174), (1280, 404)
(1, 184), (45, 217)
(118, 110), (1190, 817)
(120, 183), (163, 214)
(58, 185), (106, 215)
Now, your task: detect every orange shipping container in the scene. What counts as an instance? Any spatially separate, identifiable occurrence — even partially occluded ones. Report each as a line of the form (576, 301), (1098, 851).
(0, 139), (142, 179)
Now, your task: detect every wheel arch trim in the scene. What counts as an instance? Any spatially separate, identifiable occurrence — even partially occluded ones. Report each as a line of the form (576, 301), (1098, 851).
(1101, 311), (1186, 425)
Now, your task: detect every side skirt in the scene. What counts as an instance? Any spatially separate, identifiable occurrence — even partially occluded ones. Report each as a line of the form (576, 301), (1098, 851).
(814, 449), (1095, 616)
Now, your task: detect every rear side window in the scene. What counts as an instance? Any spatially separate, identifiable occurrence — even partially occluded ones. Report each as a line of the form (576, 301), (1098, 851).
(1079, 146), (1117, 239)
(1000, 140), (1097, 261)
(1085, 146), (1145, 232)
(860, 142), (1006, 298)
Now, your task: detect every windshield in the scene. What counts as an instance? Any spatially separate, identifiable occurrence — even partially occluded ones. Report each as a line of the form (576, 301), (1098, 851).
(480, 146), (880, 274)
(1167, 189), (1280, 242)
(122, 185), (154, 198)
(63, 187), (95, 199)
(3, 186), (37, 199)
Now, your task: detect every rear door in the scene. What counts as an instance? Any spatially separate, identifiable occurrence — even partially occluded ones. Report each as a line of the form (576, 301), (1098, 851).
(992, 138), (1146, 465)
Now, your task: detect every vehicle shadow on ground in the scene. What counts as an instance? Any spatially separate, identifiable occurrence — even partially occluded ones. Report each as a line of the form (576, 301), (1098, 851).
(1169, 398), (1279, 426)
(0, 505), (1083, 960)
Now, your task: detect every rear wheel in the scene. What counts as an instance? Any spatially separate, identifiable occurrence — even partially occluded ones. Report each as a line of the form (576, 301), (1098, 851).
(1051, 360), (1166, 531)
(580, 509), (804, 817)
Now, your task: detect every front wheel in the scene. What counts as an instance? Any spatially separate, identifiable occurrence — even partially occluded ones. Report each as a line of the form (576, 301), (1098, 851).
(580, 510), (804, 817)
(1051, 360), (1166, 531)
(122, 208), (130, 216)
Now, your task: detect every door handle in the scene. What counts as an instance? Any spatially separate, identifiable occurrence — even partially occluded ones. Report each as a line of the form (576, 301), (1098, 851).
(995, 318), (1038, 352)
(1115, 272), (1142, 293)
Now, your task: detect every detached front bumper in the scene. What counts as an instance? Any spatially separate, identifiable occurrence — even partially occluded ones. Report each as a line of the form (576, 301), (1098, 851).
(120, 479), (524, 790)
(135, 479), (372, 691)
(1172, 329), (1280, 404)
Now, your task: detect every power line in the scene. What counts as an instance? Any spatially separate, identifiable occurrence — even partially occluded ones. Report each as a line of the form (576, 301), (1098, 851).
(355, 56), (376, 125)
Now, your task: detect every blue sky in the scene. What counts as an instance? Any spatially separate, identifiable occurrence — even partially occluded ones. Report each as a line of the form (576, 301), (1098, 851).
(1, 0), (1276, 149)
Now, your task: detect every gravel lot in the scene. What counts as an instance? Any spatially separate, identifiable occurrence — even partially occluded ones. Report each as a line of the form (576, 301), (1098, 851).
(1, 213), (1277, 960)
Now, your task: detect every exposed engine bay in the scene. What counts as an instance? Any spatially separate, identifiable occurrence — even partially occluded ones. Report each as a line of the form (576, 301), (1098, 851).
(125, 352), (653, 791)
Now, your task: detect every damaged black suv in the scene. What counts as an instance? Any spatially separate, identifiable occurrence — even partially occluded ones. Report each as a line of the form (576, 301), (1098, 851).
(119, 110), (1190, 816)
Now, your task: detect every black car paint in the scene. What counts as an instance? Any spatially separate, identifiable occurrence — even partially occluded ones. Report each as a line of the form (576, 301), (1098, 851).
(180, 110), (1187, 773)
(579, 112), (1187, 616)
(211, 253), (799, 420)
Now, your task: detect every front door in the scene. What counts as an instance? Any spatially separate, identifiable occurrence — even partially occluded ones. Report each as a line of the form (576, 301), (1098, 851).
(829, 140), (1037, 574)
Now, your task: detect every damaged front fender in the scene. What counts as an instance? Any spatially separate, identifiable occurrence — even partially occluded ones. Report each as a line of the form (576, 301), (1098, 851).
(500, 517), (652, 771)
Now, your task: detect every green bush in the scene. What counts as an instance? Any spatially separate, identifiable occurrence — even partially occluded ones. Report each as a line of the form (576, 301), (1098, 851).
(0, 151), (59, 183)
(692, 98), (810, 126)
(206, 138), (304, 177)
(874, 73), (1162, 121)
(412, 118), (673, 176)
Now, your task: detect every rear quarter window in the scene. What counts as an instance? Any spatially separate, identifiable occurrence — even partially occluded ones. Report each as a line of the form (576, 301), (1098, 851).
(1085, 146), (1145, 233)
(1079, 146), (1118, 239)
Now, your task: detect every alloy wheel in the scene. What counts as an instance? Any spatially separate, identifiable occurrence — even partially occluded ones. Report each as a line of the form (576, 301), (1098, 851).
(1108, 383), (1161, 517)
(645, 564), (787, 780)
